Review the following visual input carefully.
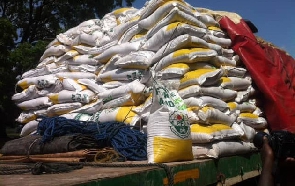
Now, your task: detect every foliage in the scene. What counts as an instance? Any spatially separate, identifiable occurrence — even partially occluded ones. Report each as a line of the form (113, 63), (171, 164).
(0, 0), (135, 43)
(0, 18), (17, 102)
(0, 18), (17, 137)
(10, 41), (49, 77)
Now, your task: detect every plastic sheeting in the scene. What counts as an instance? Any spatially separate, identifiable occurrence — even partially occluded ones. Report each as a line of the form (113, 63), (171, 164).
(219, 16), (295, 133)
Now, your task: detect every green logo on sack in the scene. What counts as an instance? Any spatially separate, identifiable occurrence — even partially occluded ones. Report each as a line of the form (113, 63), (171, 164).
(169, 111), (190, 139)
(127, 71), (143, 81)
(37, 79), (50, 88)
(155, 87), (186, 110)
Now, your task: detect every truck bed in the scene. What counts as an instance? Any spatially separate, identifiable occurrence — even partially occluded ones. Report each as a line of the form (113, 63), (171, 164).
(0, 152), (261, 186)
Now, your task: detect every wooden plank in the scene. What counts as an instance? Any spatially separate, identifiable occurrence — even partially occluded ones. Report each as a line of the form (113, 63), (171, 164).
(222, 170), (261, 186)
(0, 153), (262, 186)
(0, 162), (158, 186)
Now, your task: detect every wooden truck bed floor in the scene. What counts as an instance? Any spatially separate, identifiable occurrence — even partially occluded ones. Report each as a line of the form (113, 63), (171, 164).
(0, 152), (261, 186)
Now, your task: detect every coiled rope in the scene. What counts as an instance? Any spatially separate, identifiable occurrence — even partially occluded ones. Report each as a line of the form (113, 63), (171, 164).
(37, 116), (147, 161)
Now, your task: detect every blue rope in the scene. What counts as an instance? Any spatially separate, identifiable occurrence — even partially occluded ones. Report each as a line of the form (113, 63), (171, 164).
(37, 116), (147, 161)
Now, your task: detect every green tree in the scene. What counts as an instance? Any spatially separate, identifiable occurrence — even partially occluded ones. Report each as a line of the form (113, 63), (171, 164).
(0, 18), (17, 139)
(0, 0), (135, 43)
(10, 41), (49, 77)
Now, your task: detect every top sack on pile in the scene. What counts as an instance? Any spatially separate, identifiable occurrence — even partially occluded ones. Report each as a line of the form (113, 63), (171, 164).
(138, 1), (218, 31)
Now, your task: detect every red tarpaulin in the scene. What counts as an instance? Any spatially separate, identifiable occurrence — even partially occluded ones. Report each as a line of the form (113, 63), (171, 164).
(219, 16), (295, 133)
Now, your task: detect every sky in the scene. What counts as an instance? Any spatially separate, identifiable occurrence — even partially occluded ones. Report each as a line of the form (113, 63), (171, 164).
(132, 0), (295, 58)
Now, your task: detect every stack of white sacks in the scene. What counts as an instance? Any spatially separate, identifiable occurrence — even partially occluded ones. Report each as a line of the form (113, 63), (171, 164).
(12, 0), (267, 161)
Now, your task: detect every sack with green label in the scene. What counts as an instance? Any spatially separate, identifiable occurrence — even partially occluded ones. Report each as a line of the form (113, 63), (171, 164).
(147, 81), (193, 163)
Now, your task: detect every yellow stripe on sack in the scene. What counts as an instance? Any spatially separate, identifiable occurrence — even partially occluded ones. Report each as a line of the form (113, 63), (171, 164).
(173, 48), (211, 58)
(145, 93), (153, 101)
(227, 102), (238, 110)
(135, 95), (151, 110)
(112, 7), (134, 16)
(180, 69), (217, 83)
(187, 106), (199, 112)
(208, 26), (222, 31)
(163, 63), (190, 70)
(221, 77), (232, 83)
(132, 29), (148, 40)
(117, 18), (121, 25)
(131, 93), (145, 106)
(18, 81), (29, 90)
(166, 22), (184, 31)
(153, 137), (193, 163)
(239, 113), (259, 119)
(122, 97), (135, 106)
(130, 15), (140, 22)
(80, 84), (88, 90)
(191, 9), (198, 14)
(58, 77), (65, 81)
(122, 93), (144, 106)
(191, 124), (214, 133)
(191, 123), (231, 133)
(118, 15), (139, 25)
(100, 76), (113, 83)
(55, 41), (61, 46)
(68, 49), (78, 54)
(21, 115), (37, 124)
(116, 106), (137, 124)
(213, 124), (233, 131)
(201, 106), (213, 112)
(22, 88), (29, 93)
(49, 109), (73, 117)
(163, 168), (199, 185)
(48, 94), (60, 104)
(74, 80), (88, 90)
(133, 29), (148, 39)
(73, 55), (80, 61)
